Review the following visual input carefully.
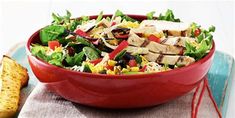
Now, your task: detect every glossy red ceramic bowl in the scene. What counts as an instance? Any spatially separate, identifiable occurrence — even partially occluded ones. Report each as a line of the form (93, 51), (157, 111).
(26, 15), (215, 108)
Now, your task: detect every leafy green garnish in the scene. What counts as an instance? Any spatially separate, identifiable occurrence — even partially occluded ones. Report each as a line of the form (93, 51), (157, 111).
(31, 44), (49, 61)
(96, 11), (103, 23)
(52, 10), (71, 25)
(40, 25), (65, 45)
(158, 9), (180, 22)
(76, 37), (101, 54)
(114, 10), (137, 22)
(48, 52), (64, 67)
(146, 11), (155, 20)
(31, 44), (64, 66)
(135, 54), (142, 64)
(114, 50), (126, 61)
(52, 10), (81, 31)
(83, 64), (92, 73)
(65, 52), (85, 66)
(83, 47), (100, 60)
(184, 25), (215, 60)
(190, 22), (201, 37)
(184, 40), (210, 60)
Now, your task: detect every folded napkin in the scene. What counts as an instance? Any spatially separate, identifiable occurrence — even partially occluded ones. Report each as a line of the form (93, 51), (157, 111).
(18, 78), (221, 118)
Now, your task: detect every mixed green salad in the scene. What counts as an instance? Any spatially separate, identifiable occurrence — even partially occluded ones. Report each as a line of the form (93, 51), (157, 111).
(31, 9), (215, 75)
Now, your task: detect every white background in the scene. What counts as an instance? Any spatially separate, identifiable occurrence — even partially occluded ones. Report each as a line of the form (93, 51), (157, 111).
(0, 0), (235, 117)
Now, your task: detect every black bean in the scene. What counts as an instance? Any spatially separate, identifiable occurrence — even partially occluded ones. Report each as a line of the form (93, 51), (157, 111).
(123, 53), (135, 60)
(116, 60), (127, 68)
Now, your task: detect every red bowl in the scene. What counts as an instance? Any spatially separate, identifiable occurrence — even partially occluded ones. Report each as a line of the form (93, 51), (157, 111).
(26, 15), (215, 108)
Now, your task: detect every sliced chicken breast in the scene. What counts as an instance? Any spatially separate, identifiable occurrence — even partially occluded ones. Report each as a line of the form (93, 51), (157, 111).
(145, 41), (183, 55)
(161, 37), (196, 47)
(126, 46), (149, 55)
(140, 20), (191, 37)
(144, 52), (195, 66)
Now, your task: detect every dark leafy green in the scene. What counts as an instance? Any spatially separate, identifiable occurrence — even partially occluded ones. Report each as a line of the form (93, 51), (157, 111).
(65, 52), (85, 66)
(114, 50), (126, 61)
(83, 64), (92, 73)
(135, 54), (142, 64)
(40, 25), (65, 45)
(76, 37), (101, 54)
(158, 9), (180, 22)
(83, 47), (100, 60)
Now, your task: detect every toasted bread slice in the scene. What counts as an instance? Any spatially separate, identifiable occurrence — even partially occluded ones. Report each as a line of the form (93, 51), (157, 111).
(0, 55), (29, 118)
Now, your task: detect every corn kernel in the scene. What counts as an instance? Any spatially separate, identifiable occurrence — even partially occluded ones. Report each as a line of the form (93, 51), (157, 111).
(130, 67), (140, 72)
(121, 68), (129, 73)
(54, 46), (63, 52)
(107, 70), (115, 75)
(108, 60), (117, 66)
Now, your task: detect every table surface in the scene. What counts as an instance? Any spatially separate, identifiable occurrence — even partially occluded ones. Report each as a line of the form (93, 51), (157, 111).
(0, 0), (234, 117)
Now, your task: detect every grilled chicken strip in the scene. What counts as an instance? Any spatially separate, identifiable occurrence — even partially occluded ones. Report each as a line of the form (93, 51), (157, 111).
(145, 41), (183, 55)
(127, 32), (146, 47)
(144, 52), (195, 66)
(160, 37), (196, 47)
(140, 20), (191, 37)
(126, 46), (149, 55)
(127, 32), (183, 55)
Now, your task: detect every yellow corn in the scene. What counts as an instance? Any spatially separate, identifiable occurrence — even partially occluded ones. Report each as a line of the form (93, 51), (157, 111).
(121, 68), (129, 73)
(54, 46), (63, 52)
(130, 67), (140, 72)
(108, 60), (117, 66)
(107, 70), (115, 75)
(119, 21), (140, 28)
(126, 65), (131, 70)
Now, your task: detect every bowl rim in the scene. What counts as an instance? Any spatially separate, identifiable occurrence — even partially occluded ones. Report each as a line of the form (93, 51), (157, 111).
(26, 14), (215, 79)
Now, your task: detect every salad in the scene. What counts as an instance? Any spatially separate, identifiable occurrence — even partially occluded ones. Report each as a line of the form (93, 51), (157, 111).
(31, 9), (215, 75)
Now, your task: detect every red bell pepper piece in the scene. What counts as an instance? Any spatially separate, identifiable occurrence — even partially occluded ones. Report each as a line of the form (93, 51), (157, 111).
(139, 65), (147, 72)
(129, 59), (137, 67)
(109, 40), (129, 59)
(105, 65), (114, 70)
(48, 40), (60, 50)
(115, 34), (129, 39)
(90, 58), (102, 65)
(148, 34), (161, 43)
(75, 29), (88, 37)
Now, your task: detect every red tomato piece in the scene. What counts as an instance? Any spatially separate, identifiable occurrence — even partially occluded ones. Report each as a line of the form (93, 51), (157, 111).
(129, 59), (137, 67)
(75, 29), (88, 37)
(105, 65), (114, 70)
(115, 34), (129, 39)
(48, 40), (60, 50)
(194, 28), (201, 37)
(148, 34), (161, 43)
